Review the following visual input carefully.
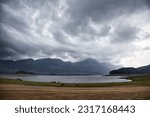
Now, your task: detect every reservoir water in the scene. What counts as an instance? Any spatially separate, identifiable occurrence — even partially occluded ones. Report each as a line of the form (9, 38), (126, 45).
(0, 75), (131, 83)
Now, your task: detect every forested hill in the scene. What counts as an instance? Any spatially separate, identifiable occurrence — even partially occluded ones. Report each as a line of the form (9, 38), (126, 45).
(110, 65), (150, 75)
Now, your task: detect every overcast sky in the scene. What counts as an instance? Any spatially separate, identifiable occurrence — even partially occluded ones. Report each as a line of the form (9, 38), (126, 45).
(0, 0), (150, 67)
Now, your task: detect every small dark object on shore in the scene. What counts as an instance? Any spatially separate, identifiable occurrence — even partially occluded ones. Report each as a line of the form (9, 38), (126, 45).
(61, 83), (65, 86)
(16, 78), (23, 81)
(50, 81), (61, 84)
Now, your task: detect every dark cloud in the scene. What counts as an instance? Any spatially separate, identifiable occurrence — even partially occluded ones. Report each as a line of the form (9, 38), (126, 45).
(0, 0), (150, 66)
(112, 24), (140, 43)
(144, 0), (150, 6)
(64, 0), (146, 35)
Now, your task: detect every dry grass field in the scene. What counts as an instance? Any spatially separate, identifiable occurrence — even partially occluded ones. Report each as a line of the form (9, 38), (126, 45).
(0, 84), (150, 99)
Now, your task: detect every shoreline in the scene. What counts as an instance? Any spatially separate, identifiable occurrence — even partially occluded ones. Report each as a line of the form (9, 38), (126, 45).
(0, 74), (130, 86)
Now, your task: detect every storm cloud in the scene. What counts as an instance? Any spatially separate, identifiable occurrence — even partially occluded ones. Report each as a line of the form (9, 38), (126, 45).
(0, 0), (150, 67)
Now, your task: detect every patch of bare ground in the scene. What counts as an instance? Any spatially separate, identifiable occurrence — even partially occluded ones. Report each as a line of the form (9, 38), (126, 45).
(0, 84), (149, 99)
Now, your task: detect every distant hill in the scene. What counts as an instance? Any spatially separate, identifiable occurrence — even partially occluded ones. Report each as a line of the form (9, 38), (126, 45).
(0, 58), (118, 75)
(15, 70), (34, 75)
(110, 65), (150, 75)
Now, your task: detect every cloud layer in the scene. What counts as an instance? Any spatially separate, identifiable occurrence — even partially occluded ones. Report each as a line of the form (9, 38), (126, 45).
(0, 0), (150, 67)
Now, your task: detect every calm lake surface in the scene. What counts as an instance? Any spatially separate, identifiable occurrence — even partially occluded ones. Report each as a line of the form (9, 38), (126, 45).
(0, 75), (131, 83)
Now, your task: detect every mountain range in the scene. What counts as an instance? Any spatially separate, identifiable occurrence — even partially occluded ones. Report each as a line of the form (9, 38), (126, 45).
(110, 65), (150, 75)
(0, 58), (119, 75)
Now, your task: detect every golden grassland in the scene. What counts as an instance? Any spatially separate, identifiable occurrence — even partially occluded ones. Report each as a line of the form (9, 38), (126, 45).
(0, 75), (150, 99)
